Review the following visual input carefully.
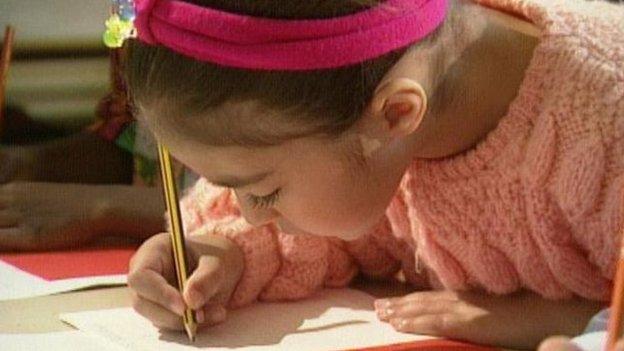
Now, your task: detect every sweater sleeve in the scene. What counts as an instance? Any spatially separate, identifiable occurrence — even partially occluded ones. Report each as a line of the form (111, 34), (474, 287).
(179, 177), (411, 307)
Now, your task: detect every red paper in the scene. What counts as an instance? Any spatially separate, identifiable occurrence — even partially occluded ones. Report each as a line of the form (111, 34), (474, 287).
(0, 248), (135, 280)
(346, 339), (498, 351)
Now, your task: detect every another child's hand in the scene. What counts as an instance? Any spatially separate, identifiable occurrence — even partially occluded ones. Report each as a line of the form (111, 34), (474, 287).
(0, 182), (163, 251)
(374, 290), (602, 350)
(128, 232), (244, 331)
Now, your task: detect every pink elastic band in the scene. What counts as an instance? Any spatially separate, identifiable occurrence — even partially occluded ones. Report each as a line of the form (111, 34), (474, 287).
(134, 0), (448, 71)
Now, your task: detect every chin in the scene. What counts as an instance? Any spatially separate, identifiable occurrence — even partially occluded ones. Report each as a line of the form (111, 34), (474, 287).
(333, 231), (366, 242)
(314, 227), (369, 241)
(278, 218), (377, 241)
(279, 226), (365, 241)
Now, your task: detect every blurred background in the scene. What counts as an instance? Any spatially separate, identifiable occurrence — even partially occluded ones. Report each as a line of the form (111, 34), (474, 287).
(0, 0), (622, 139)
(1, 0), (110, 136)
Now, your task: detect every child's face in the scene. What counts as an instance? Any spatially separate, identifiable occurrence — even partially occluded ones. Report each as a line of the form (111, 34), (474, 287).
(164, 129), (405, 240)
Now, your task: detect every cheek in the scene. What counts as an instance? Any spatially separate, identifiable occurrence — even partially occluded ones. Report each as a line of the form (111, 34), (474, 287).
(278, 162), (390, 239)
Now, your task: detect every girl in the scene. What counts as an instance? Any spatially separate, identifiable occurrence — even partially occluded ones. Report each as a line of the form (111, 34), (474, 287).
(124, 0), (624, 349)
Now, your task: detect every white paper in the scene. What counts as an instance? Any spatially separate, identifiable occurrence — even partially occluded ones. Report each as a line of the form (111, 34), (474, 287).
(0, 331), (124, 351)
(0, 260), (126, 301)
(61, 288), (432, 351)
(572, 331), (606, 351)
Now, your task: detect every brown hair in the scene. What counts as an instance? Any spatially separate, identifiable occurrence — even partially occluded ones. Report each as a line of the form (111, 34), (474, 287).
(124, 0), (445, 147)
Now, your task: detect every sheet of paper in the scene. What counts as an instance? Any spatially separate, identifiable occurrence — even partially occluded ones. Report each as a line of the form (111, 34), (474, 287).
(0, 331), (124, 351)
(0, 260), (126, 301)
(572, 331), (606, 351)
(61, 288), (433, 351)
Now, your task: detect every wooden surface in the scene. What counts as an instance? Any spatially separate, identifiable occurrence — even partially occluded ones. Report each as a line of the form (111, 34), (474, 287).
(0, 279), (413, 334)
(0, 283), (518, 350)
(0, 287), (130, 333)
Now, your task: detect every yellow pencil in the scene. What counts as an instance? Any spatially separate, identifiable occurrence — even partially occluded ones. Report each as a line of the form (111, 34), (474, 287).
(157, 143), (197, 342)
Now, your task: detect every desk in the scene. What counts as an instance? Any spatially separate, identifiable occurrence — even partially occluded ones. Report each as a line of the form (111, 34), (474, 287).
(0, 280), (414, 334)
(0, 284), (518, 351)
(0, 287), (130, 333)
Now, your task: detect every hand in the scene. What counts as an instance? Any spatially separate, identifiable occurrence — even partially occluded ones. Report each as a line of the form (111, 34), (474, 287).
(374, 290), (602, 350)
(128, 232), (244, 331)
(0, 182), (163, 251)
(0, 146), (36, 184)
(0, 182), (107, 250)
(538, 336), (624, 351)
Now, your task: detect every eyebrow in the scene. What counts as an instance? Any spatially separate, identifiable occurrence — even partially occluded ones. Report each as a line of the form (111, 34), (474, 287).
(210, 171), (272, 188)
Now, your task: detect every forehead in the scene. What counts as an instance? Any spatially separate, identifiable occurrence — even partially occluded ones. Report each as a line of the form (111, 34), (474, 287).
(142, 99), (326, 149)
(166, 130), (348, 185)
(139, 99), (356, 182)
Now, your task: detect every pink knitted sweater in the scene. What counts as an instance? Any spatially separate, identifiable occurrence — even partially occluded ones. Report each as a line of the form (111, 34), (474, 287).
(180, 0), (624, 307)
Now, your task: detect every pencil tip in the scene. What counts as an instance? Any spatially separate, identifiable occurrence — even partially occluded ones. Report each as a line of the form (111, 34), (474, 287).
(185, 323), (197, 343)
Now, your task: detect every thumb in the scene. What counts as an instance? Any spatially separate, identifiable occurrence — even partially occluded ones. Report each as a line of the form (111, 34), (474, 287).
(183, 255), (224, 310)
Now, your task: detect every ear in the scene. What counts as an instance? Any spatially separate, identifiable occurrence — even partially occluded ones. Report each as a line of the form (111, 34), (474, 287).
(359, 77), (428, 140)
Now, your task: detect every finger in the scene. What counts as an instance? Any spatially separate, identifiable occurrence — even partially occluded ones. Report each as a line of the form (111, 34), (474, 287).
(132, 293), (184, 331)
(127, 268), (186, 316)
(389, 314), (459, 336)
(0, 159), (17, 184)
(197, 302), (228, 327)
(376, 298), (456, 321)
(537, 336), (580, 351)
(129, 233), (175, 281)
(184, 255), (224, 310)
(615, 339), (624, 351)
(0, 210), (20, 228)
(0, 226), (37, 250)
(375, 290), (458, 310)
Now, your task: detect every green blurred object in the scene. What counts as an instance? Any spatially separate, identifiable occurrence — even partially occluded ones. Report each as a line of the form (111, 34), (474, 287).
(103, 14), (136, 48)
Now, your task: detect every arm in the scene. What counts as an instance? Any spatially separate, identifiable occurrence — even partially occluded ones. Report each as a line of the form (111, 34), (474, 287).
(375, 289), (604, 350)
(1, 131), (133, 184)
(0, 182), (164, 251)
(93, 184), (165, 241)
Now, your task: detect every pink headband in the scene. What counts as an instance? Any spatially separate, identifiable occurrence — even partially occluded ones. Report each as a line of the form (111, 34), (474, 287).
(134, 0), (448, 71)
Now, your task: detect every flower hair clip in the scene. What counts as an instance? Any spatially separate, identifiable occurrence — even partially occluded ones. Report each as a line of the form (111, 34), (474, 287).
(103, 0), (137, 48)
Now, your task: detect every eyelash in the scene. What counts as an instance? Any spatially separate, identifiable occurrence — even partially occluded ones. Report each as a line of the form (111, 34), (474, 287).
(246, 188), (281, 210)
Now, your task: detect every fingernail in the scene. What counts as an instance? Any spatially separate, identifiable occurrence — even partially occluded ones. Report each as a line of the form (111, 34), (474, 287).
(375, 299), (390, 309)
(377, 307), (395, 320)
(195, 309), (205, 324)
(391, 319), (406, 331)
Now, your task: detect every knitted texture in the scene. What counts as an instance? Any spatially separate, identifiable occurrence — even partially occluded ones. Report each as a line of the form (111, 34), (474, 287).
(180, 0), (624, 305)
(134, 0), (447, 70)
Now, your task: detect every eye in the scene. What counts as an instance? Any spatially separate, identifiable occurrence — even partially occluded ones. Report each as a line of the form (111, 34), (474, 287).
(246, 188), (281, 210)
